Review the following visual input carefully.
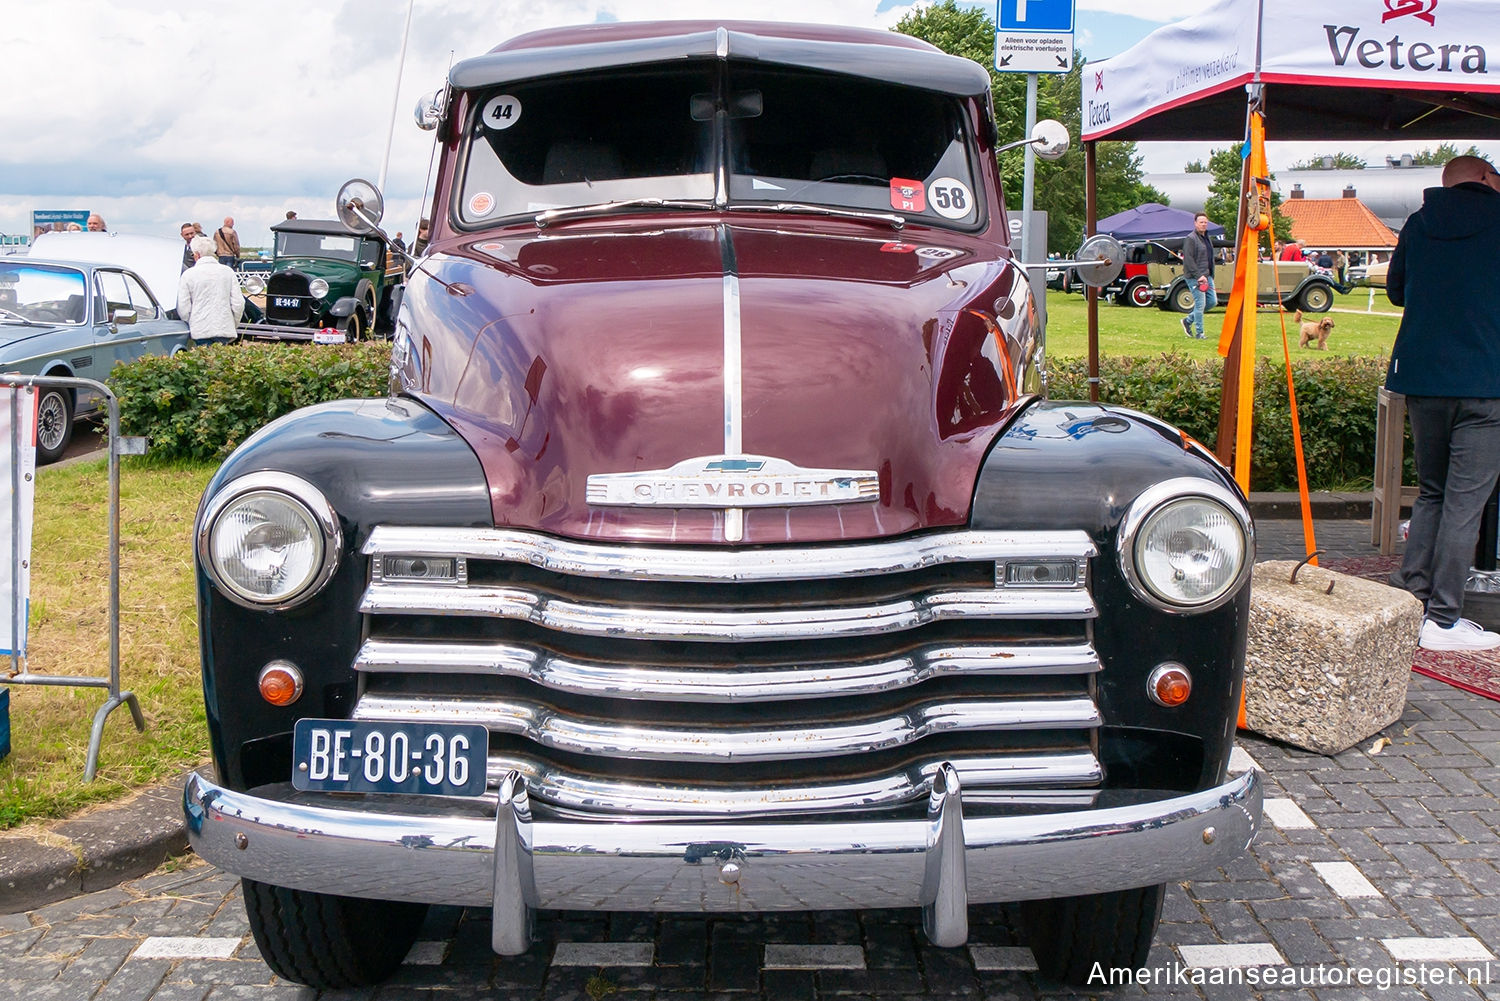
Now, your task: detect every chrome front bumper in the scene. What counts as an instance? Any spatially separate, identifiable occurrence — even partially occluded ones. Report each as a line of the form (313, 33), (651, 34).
(185, 766), (1260, 952)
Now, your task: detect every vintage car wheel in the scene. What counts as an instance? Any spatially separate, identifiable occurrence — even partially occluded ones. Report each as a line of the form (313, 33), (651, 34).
(35, 388), (74, 465)
(242, 878), (428, 988)
(1125, 278), (1154, 307)
(1298, 283), (1333, 313)
(1020, 884), (1165, 985)
(1169, 283), (1196, 313)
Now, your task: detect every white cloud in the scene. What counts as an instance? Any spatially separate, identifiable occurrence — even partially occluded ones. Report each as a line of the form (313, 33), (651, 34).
(2, 0), (920, 247)
(1076, 0), (1205, 22)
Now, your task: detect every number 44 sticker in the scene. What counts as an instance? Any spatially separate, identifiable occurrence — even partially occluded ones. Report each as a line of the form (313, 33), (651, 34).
(928, 178), (973, 220)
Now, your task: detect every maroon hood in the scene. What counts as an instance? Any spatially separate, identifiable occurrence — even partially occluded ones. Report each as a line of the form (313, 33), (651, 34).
(395, 218), (1035, 544)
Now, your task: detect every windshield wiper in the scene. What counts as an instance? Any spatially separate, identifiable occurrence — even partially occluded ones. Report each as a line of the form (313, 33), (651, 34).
(0, 307), (40, 326)
(732, 202), (905, 229)
(534, 198), (715, 228)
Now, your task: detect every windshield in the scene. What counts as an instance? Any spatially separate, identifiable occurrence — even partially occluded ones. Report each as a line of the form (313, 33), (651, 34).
(275, 231), (362, 262)
(457, 61), (980, 229)
(0, 262), (89, 325)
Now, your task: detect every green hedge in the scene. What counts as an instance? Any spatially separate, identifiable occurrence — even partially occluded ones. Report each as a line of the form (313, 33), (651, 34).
(109, 343), (1399, 492)
(1047, 353), (1407, 492)
(109, 342), (391, 461)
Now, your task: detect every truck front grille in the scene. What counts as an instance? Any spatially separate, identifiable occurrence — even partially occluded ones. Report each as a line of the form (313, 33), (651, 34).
(264, 272), (313, 324)
(354, 527), (1102, 820)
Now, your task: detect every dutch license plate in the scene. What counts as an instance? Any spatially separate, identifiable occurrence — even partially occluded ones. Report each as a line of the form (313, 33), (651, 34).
(292, 719), (489, 796)
(272, 296), (302, 309)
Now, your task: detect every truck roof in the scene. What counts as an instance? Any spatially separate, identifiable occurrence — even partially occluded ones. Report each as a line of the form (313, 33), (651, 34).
(450, 20), (992, 98)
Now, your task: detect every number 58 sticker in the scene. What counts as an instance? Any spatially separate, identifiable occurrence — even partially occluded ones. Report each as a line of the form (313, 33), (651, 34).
(928, 177), (973, 220)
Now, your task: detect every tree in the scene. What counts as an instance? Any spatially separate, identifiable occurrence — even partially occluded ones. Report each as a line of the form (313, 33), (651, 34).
(1409, 142), (1483, 166)
(1288, 152), (1366, 170)
(894, 1), (1164, 253)
(1203, 146), (1293, 244)
(1184, 159), (1208, 173)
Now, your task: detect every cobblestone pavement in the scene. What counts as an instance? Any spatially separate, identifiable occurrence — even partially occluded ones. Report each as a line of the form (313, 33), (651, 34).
(16, 522), (1500, 1001)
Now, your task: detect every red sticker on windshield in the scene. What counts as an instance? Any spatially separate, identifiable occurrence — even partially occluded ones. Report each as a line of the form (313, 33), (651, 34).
(890, 178), (926, 213)
(880, 242), (916, 254)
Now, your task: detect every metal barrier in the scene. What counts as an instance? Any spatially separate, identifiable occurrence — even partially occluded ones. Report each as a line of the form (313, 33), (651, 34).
(0, 374), (148, 781)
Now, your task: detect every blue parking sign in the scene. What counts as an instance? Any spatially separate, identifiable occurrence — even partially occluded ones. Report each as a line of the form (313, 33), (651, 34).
(997, 0), (1074, 32)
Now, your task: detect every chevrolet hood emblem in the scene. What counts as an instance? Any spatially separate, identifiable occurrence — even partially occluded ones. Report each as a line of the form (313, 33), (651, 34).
(587, 454), (878, 508)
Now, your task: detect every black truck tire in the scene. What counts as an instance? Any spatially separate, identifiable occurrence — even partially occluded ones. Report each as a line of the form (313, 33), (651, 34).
(242, 878), (428, 988)
(1020, 883), (1165, 986)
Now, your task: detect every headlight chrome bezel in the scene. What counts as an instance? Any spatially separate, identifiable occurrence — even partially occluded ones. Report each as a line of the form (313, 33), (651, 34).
(1117, 477), (1253, 615)
(308, 277), (330, 298)
(197, 471), (342, 611)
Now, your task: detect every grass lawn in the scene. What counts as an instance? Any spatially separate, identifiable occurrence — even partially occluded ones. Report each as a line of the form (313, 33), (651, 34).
(1043, 288), (1401, 361)
(0, 457), (216, 829)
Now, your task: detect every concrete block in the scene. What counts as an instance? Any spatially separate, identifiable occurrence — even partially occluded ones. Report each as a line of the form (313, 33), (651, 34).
(1244, 561), (1422, 755)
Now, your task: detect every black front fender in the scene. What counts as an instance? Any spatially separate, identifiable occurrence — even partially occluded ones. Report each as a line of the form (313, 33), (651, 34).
(971, 400), (1251, 790)
(196, 396), (493, 791)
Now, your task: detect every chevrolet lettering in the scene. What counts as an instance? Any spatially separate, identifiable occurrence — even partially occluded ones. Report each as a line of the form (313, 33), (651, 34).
(586, 455), (879, 507)
(185, 20), (1262, 991)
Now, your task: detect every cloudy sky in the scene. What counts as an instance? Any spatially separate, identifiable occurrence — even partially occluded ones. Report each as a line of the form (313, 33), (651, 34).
(0, 0), (1468, 248)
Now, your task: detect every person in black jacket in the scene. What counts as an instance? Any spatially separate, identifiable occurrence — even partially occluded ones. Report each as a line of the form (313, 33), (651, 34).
(1180, 212), (1216, 339)
(1386, 155), (1500, 651)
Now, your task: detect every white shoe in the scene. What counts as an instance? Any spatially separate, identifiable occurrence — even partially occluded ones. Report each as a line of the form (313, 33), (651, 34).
(1419, 617), (1500, 652)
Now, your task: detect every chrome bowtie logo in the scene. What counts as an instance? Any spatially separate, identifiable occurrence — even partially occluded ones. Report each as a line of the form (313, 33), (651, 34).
(1382, 0), (1437, 25)
(587, 454), (879, 508)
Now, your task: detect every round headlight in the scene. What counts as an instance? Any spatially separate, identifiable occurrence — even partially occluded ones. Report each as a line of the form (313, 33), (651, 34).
(198, 473), (341, 609)
(308, 278), (330, 298)
(243, 275), (265, 295)
(1118, 479), (1251, 614)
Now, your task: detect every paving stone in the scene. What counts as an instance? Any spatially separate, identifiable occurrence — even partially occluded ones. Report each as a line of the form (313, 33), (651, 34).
(98, 959), (172, 1001)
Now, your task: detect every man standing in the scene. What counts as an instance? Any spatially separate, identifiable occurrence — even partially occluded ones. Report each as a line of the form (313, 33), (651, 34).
(178, 236), (245, 345)
(1386, 154), (1500, 651)
(86, 214), (106, 232)
(214, 217), (241, 268)
(180, 222), (196, 270)
(1179, 212), (1216, 339)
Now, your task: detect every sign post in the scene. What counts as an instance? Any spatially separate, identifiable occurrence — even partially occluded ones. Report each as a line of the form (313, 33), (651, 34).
(995, 1), (1075, 342)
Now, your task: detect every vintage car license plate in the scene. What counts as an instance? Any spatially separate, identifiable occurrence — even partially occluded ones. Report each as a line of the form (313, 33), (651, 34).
(292, 719), (488, 796)
(272, 296), (302, 309)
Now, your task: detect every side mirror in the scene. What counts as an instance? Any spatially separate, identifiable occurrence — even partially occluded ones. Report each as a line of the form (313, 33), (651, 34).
(414, 89), (445, 131)
(995, 119), (1071, 160)
(1070, 234), (1125, 288)
(110, 307), (137, 326)
(1029, 120), (1070, 161)
(336, 178), (385, 234)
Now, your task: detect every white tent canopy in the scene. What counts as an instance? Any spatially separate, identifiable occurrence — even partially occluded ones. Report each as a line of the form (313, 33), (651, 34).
(1083, 0), (1500, 143)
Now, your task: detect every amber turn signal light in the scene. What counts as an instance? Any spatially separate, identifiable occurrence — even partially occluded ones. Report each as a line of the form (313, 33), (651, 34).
(1148, 663), (1192, 707)
(258, 661), (304, 707)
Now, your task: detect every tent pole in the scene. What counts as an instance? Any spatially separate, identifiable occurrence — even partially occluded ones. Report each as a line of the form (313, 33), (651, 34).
(1085, 140), (1098, 403)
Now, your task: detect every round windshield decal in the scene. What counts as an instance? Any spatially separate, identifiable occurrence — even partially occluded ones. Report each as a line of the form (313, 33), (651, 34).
(927, 178), (974, 220)
(481, 94), (522, 131)
(468, 191), (495, 216)
(916, 246), (962, 261)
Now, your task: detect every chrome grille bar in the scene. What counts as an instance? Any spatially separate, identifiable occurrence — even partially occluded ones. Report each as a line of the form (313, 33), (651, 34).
(353, 638), (1101, 701)
(363, 526), (1096, 582)
(353, 693), (1101, 762)
(477, 750), (1104, 817)
(361, 583), (1096, 640)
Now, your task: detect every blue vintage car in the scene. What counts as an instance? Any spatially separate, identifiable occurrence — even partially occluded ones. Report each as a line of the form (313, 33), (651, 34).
(0, 252), (189, 462)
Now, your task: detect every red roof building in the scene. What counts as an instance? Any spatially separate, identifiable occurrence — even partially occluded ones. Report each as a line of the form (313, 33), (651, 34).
(1279, 189), (1398, 252)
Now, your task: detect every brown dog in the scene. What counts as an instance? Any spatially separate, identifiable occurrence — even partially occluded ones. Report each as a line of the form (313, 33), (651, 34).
(1295, 310), (1334, 349)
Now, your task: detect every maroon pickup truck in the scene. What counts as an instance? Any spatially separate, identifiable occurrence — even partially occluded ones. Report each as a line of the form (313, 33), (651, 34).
(184, 20), (1261, 989)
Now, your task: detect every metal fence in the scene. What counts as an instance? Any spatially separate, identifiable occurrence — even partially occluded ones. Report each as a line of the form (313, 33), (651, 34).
(0, 374), (148, 780)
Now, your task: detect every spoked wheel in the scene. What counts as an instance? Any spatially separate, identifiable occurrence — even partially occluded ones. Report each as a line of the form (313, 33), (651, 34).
(1126, 279), (1154, 307)
(1299, 283), (1333, 312)
(1021, 884), (1166, 986)
(242, 878), (428, 988)
(35, 388), (74, 465)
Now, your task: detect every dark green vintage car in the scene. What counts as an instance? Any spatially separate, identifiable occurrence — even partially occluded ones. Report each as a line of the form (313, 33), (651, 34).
(256, 220), (403, 339)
